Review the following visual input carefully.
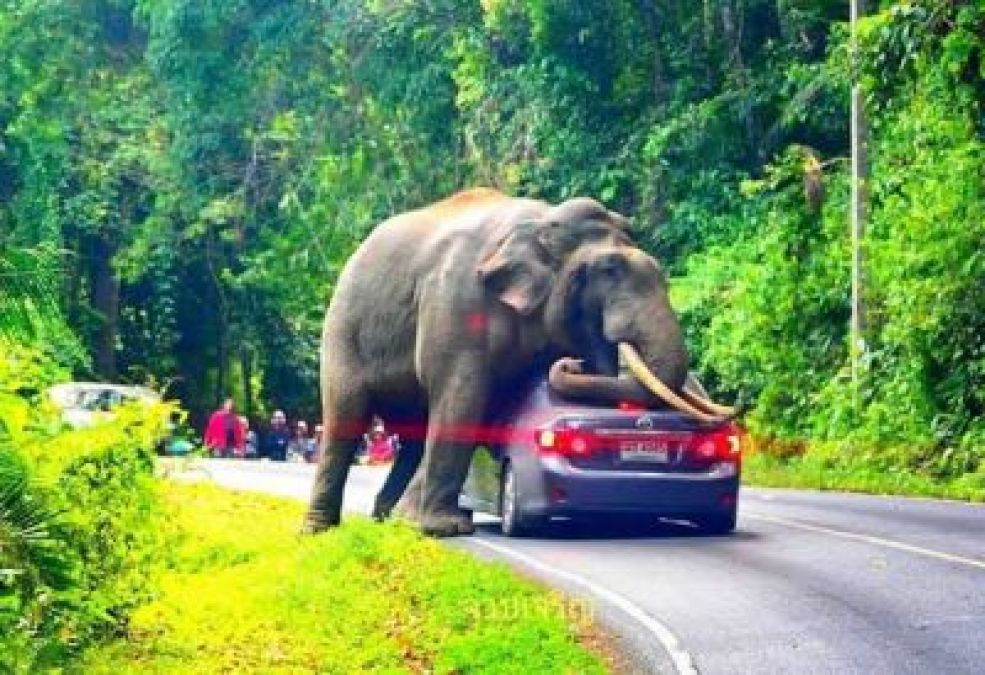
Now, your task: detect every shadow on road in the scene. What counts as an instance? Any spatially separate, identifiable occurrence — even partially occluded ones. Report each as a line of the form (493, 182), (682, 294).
(474, 517), (761, 542)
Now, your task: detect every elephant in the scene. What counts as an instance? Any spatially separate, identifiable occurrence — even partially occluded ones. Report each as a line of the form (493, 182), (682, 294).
(302, 188), (733, 537)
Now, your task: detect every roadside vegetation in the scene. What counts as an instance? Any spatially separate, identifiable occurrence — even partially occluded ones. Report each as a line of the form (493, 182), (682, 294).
(83, 482), (605, 674)
(744, 448), (985, 503)
(0, 340), (174, 671)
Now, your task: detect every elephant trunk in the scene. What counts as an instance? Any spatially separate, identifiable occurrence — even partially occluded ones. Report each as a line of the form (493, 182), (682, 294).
(548, 344), (736, 424)
(621, 299), (684, 403)
(548, 357), (654, 403)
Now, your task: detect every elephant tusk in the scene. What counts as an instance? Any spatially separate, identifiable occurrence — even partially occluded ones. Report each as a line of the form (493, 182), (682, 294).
(681, 389), (737, 417)
(681, 374), (737, 417)
(617, 343), (724, 424)
(683, 372), (711, 399)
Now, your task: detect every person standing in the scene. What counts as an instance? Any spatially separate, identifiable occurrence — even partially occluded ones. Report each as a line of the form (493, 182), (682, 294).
(289, 420), (309, 462)
(263, 410), (291, 461)
(242, 416), (258, 459)
(309, 424), (324, 464)
(204, 398), (245, 458)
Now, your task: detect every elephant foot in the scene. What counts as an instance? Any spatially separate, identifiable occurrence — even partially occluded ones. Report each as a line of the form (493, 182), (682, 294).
(393, 493), (425, 523)
(300, 510), (340, 535)
(371, 499), (394, 522)
(419, 509), (475, 537)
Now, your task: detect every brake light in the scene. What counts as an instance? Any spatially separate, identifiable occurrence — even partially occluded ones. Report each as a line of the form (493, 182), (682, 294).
(536, 427), (597, 457)
(695, 438), (719, 460)
(689, 427), (743, 462)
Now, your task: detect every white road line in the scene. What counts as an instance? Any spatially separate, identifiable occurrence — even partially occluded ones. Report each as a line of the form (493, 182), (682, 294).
(745, 486), (985, 508)
(746, 513), (985, 572)
(471, 536), (697, 675)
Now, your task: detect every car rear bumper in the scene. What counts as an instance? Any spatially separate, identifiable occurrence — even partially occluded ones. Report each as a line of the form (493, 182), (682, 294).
(519, 455), (740, 518)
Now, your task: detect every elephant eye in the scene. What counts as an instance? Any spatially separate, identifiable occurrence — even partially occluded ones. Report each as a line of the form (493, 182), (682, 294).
(595, 254), (626, 278)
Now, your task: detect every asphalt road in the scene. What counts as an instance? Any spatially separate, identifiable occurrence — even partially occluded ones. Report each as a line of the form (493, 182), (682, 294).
(195, 459), (985, 674)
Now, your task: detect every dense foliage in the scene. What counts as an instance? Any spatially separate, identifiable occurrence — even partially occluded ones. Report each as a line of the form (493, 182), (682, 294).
(0, 339), (175, 670)
(684, 3), (985, 486)
(1, 2), (982, 475)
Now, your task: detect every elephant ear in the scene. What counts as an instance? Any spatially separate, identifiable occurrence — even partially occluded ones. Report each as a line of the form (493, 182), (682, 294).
(477, 228), (553, 315)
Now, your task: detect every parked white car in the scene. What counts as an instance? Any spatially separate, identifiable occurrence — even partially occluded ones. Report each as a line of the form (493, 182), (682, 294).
(49, 382), (161, 428)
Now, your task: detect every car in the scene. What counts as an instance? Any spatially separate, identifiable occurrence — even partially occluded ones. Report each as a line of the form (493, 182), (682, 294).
(49, 382), (162, 428)
(48, 382), (195, 455)
(460, 374), (744, 537)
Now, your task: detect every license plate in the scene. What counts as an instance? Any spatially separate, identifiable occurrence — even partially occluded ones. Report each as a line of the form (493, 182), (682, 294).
(618, 440), (669, 463)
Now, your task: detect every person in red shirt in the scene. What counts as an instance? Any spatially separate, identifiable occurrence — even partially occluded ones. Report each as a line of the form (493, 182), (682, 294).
(365, 422), (396, 465)
(204, 398), (245, 458)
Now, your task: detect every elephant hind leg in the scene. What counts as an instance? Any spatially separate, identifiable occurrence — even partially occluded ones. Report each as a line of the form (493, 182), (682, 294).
(393, 441), (475, 535)
(373, 435), (424, 521)
(303, 389), (370, 534)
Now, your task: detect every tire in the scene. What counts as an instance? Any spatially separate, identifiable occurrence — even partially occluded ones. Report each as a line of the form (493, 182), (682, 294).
(500, 463), (546, 537)
(694, 510), (737, 535)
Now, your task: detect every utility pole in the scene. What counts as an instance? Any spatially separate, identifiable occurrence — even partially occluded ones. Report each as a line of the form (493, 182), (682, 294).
(850, 0), (868, 393)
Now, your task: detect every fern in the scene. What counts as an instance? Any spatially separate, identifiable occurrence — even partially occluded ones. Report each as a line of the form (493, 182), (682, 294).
(0, 448), (75, 672)
(0, 246), (86, 368)
(0, 450), (73, 599)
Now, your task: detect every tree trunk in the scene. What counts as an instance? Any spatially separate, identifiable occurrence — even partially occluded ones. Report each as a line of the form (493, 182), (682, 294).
(216, 318), (227, 402)
(90, 235), (119, 379)
(241, 348), (253, 419)
(722, 1), (756, 165)
(66, 233), (84, 330)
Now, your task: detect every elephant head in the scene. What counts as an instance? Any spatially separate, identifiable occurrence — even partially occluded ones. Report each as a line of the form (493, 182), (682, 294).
(478, 197), (734, 422)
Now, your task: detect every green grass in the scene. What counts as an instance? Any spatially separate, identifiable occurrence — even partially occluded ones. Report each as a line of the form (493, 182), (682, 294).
(81, 482), (607, 674)
(744, 452), (985, 503)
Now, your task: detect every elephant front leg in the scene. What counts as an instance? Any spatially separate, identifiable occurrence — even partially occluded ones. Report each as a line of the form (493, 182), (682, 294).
(412, 389), (485, 537)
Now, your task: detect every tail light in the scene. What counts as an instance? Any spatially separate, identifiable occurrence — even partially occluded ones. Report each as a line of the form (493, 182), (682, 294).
(689, 425), (743, 462)
(536, 427), (597, 457)
(535, 418), (745, 464)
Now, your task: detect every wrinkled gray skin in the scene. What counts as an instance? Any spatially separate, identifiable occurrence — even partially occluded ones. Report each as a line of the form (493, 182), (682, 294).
(303, 188), (688, 537)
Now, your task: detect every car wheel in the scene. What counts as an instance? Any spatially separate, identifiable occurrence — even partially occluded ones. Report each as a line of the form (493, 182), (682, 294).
(694, 510), (737, 535)
(500, 463), (545, 537)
